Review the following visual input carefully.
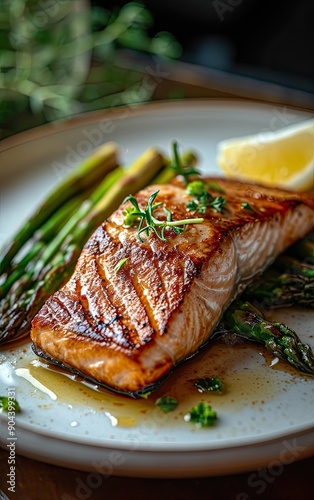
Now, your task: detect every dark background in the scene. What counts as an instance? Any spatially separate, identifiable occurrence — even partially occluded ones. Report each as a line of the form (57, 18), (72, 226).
(2, 0), (313, 138)
(92, 0), (314, 94)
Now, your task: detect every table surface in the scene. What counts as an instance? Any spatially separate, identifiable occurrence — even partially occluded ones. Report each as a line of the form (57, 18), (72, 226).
(0, 70), (313, 500)
(0, 448), (313, 500)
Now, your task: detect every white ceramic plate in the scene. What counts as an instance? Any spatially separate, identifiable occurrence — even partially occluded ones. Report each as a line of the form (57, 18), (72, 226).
(1, 100), (314, 477)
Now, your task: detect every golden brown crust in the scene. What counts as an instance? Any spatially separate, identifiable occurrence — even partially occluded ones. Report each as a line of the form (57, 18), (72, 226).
(31, 179), (314, 393)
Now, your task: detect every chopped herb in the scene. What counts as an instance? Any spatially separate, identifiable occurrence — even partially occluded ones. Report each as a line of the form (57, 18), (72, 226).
(171, 141), (200, 184)
(186, 183), (226, 214)
(195, 194), (214, 214)
(0, 396), (21, 413)
(155, 396), (178, 413)
(186, 180), (207, 197)
(184, 402), (217, 427)
(206, 182), (226, 194)
(210, 196), (226, 213)
(114, 258), (128, 272)
(122, 206), (141, 227)
(123, 190), (204, 242)
(242, 202), (254, 211)
(195, 377), (223, 393)
(186, 200), (199, 211)
(140, 391), (152, 399)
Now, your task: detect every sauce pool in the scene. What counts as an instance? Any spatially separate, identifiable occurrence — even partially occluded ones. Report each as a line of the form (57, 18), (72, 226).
(10, 337), (304, 428)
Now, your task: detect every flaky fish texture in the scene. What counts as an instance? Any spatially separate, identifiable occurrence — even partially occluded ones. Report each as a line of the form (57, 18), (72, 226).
(31, 178), (314, 395)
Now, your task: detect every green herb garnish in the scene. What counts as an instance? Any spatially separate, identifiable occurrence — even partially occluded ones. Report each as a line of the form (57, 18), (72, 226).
(171, 141), (200, 184)
(139, 391), (152, 399)
(155, 396), (178, 413)
(210, 196), (226, 212)
(186, 180), (207, 197)
(186, 181), (226, 214)
(0, 396), (21, 413)
(242, 202), (254, 211)
(114, 258), (128, 272)
(195, 377), (223, 393)
(186, 200), (199, 211)
(184, 402), (217, 427)
(122, 206), (140, 227)
(123, 190), (204, 242)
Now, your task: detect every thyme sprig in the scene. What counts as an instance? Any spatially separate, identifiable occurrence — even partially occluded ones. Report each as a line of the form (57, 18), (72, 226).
(123, 190), (204, 242)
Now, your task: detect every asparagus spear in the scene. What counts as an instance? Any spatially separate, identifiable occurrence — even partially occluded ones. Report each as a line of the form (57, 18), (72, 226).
(222, 300), (314, 375)
(245, 266), (314, 308)
(0, 148), (166, 343)
(245, 242), (314, 308)
(0, 194), (84, 298)
(2, 168), (124, 302)
(0, 142), (118, 275)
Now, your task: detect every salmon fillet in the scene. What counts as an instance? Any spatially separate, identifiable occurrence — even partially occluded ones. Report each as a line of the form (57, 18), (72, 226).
(30, 178), (314, 396)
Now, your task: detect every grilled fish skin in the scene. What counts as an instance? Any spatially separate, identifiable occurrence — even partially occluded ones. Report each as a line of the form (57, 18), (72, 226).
(31, 178), (314, 395)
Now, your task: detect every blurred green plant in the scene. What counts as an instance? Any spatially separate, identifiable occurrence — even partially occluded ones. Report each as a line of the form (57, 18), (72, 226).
(0, 0), (181, 135)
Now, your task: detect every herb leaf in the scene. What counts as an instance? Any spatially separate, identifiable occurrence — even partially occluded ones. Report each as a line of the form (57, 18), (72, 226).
(186, 200), (199, 211)
(242, 202), (254, 211)
(122, 206), (141, 227)
(210, 196), (226, 213)
(184, 402), (217, 427)
(155, 396), (178, 413)
(114, 258), (128, 272)
(186, 180), (207, 197)
(139, 391), (152, 399)
(194, 377), (223, 393)
(0, 396), (21, 413)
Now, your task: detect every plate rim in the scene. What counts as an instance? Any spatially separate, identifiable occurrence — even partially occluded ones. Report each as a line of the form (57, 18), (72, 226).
(0, 409), (313, 452)
(2, 97), (314, 153)
(1, 98), (314, 472)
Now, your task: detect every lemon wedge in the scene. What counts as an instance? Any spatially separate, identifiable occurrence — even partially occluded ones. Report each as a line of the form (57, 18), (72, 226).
(217, 119), (314, 191)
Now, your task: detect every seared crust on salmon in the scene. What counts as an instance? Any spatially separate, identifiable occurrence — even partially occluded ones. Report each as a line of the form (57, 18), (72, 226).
(30, 178), (314, 395)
